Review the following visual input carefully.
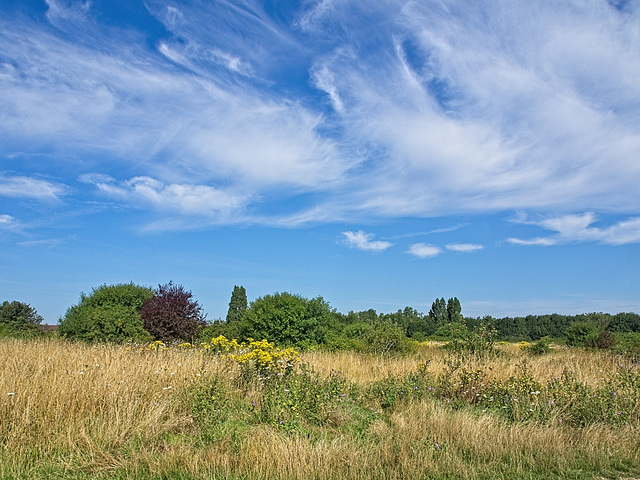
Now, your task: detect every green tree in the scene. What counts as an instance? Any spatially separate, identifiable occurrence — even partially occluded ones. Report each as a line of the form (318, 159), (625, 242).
(446, 297), (462, 323)
(58, 283), (153, 343)
(226, 285), (247, 324)
(428, 298), (448, 327)
(241, 292), (333, 348)
(0, 301), (44, 337)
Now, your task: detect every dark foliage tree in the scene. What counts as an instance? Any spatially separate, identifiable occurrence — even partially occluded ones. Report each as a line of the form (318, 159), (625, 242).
(595, 331), (616, 349)
(58, 283), (153, 343)
(141, 282), (206, 342)
(226, 285), (247, 324)
(0, 300), (44, 337)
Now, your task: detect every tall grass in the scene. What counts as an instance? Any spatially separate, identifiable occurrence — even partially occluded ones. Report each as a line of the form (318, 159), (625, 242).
(1, 337), (639, 479)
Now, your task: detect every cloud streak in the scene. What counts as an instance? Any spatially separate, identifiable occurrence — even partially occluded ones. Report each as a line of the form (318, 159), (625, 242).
(446, 243), (484, 253)
(508, 213), (640, 246)
(0, 175), (65, 201)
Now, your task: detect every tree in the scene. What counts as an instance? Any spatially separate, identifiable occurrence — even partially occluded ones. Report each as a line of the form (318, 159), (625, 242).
(0, 301), (44, 337)
(58, 283), (153, 343)
(140, 282), (207, 342)
(446, 297), (462, 323)
(226, 285), (247, 324)
(428, 298), (448, 327)
(241, 292), (334, 348)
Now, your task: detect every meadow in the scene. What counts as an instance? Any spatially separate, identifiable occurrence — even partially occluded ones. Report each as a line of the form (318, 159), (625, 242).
(1, 337), (639, 480)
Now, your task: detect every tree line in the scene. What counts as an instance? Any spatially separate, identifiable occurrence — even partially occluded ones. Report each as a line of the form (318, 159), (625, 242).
(1, 283), (639, 353)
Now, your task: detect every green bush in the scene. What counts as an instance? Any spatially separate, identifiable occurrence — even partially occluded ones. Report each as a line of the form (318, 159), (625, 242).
(565, 321), (599, 347)
(612, 332), (640, 358)
(444, 322), (499, 359)
(58, 283), (153, 343)
(0, 301), (44, 338)
(361, 320), (415, 355)
(526, 336), (552, 355)
(432, 321), (467, 340)
(241, 292), (335, 348)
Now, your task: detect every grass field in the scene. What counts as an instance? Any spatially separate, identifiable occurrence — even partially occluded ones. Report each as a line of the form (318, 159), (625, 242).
(1, 337), (639, 479)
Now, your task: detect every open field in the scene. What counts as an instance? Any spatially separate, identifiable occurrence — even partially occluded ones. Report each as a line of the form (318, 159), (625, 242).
(1, 338), (639, 480)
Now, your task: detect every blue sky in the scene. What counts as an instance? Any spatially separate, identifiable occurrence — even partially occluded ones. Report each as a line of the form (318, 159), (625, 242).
(1, 0), (639, 324)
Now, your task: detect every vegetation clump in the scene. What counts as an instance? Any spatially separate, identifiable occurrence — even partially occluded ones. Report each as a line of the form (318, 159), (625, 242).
(57, 283), (153, 343)
(0, 300), (44, 338)
(141, 281), (206, 342)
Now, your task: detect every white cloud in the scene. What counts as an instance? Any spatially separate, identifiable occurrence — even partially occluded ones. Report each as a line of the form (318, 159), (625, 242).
(407, 243), (442, 258)
(0, 214), (15, 225)
(342, 230), (392, 252)
(307, 0), (640, 217)
(507, 237), (558, 247)
(0, 175), (64, 201)
(83, 175), (250, 219)
(508, 213), (640, 245)
(2, 0), (640, 228)
(446, 243), (484, 252)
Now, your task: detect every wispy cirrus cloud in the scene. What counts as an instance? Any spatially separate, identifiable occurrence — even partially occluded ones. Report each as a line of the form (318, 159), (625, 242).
(508, 213), (640, 246)
(0, 175), (65, 201)
(1, 0), (640, 230)
(342, 230), (392, 252)
(307, 0), (640, 217)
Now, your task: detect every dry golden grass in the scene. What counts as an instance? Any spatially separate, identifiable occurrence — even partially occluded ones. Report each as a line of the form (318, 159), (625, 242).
(0, 338), (222, 457)
(302, 342), (624, 386)
(1, 337), (639, 480)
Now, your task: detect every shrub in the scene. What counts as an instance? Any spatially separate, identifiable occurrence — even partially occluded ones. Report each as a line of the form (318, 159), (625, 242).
(141, 282), (206, 342)
(565, 321), (599, 347)
(58, 283), (153, 343)
(526, 336), (552, 355)
(241, 292), (334, 348)
(0, 301), (44, 338)
(361, 320), (415, 355)
(444, 322), (499, 359)
(432, 322), (467, 340)
(595, 330), (616, 349)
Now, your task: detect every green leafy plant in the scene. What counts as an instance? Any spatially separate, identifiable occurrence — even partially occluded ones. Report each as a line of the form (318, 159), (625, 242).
(0, 301), (44, 338)
(58, 283), (153, 343)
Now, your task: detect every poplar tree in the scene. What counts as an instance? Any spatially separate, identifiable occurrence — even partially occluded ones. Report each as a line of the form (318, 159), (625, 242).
(226, 285), (247, 324)
(428, 298), (448, 326)
(447, 297), (462, 323)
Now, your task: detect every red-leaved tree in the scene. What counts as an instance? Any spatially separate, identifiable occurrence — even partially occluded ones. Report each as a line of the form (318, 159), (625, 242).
(140, 282), (206, 342)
